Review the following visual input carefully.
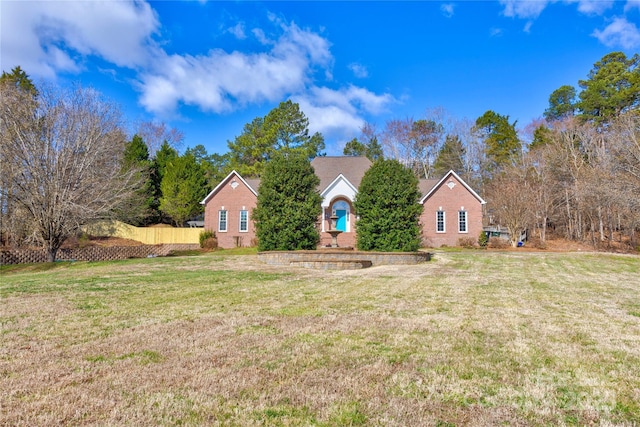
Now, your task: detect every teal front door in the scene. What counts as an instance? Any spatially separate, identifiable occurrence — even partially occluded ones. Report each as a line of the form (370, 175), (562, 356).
(336, 209), (347, 232)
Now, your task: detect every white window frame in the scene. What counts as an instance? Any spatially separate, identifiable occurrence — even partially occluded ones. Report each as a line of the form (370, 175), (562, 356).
(218, 210), (227, 232)
(458, 210), (468, 233)
(436, 210), (445, 233)
(239, 210), (248, 233)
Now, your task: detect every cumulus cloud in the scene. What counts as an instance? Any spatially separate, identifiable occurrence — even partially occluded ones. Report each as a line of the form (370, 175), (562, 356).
(572, 0), (614, 15)
(499, 0), (549, 19)
(2, 0), (395, 135)
(500, 0), (614, 20)
(348, 63), (369, 78)
(293, 85), (395, 141)
(312, 85), (394, 115)
(295, 98), (364, 141)
(251, 28), (271, 45)
(227, 23), (247, 39)
(625, 0), (640, 11)
(592, 17), (640, 49)
(138, 21), (334, 115)
(272, 22), (333, 67)
(440, 3), (455, 18)
(0, 0), (159, 78)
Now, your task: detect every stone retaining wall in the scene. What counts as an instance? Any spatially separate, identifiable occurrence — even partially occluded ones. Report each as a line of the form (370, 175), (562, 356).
(0, 244), (200, 265)
(258, 250), (430, 268)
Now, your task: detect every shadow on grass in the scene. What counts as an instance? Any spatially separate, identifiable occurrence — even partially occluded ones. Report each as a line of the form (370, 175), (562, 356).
(167, 247), (258, 257)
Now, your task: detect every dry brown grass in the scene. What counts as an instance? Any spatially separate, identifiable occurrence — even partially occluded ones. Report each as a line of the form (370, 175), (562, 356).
(1, 251), (639, 426)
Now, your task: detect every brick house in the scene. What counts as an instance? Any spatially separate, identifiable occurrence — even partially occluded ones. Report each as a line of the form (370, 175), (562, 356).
(418, 170), (486, 247)
(201, 172), (260, 249)
(201, 157), (485, 249)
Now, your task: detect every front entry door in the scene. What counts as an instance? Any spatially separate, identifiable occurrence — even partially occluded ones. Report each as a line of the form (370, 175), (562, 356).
(335, 209), (347, 232)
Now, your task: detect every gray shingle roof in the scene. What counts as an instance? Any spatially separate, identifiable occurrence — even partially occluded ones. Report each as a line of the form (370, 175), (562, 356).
(209, 158), (443, 199)
(311, 156), (372, 191)
(245, 178), (261, 193)
(418, 179), (439, 198)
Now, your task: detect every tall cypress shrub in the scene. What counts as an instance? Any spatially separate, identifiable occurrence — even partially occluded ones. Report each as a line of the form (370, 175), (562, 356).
(354, 159), (422, 251)
(253, 152), (322, 251)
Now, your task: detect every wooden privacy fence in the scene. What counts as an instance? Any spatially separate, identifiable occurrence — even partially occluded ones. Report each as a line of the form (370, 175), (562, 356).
(83, 221), (201, 245)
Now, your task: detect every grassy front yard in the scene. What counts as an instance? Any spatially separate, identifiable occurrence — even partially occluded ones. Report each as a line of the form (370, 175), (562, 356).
(1, 251), (639, 426)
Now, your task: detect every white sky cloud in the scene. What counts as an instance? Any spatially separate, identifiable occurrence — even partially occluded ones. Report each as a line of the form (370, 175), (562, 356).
(572, 0), (615, 15)
(500, 0), (549, 19)
(625, 0), (640, 11)
(295, 98), (364, 142)
(0, 1), (159, 78)
(592, 17), (640, 49)
(348, 63), (369, 78)
(137, 21), (335, 115)
(1, 0), (395, 129)
(440, 3), (455, 18)
(293, 85), (395, 142)
(500, 0), (615, 19)
(523, 21), (534, 33)
(227, 23), (247, 40)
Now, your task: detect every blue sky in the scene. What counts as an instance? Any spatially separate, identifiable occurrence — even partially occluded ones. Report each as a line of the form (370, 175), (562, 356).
(2, 0), (639, 156)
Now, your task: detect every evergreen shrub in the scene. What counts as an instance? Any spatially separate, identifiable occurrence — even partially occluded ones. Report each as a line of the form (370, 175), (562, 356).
(253, 152), (322, 251)
(354, 159), (422, 252)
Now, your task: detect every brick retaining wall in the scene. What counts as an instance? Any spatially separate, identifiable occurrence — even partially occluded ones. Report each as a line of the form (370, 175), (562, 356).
(0, 244), (200, 265)
(258, 250), (431, 269)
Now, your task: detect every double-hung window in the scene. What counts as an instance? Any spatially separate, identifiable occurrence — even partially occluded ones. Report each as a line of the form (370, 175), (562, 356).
(458, 210), (468, 233)
(239, 210), (248, 232)
(218, 210), (227, 232)
(436, 211), (445, 233)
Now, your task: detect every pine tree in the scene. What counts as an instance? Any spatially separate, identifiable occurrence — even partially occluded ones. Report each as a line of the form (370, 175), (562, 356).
(433, 134), (465, 176)
(120, 135), (159, 225)
(159, 153), (207, 226)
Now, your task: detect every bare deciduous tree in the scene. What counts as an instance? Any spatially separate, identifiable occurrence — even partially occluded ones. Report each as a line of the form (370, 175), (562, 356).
(135, 120), (184, 155)
(486, 165), (535, 247)
(1, 83), (140, 261)
(381, 114), (446, 179)
(381, 118), (411, 164)
(529, 114), (640, 249)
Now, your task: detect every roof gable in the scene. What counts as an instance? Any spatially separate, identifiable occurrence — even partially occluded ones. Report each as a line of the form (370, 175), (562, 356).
(319, 174), (359, 207)
(419, 170), (486, 205)
(311, 156), (372, 193)
(321, 174), (358, 197)
(200, 170), (258, 205)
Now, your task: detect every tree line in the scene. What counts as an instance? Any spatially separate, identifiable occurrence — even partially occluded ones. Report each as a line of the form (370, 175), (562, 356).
(1, 51), (638, 260)
(342, 52), (639, 249)
(0, 68), (211, 260)
(0, 69), (329, 260)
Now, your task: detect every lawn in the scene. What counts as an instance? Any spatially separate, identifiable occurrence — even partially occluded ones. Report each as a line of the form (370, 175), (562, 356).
(1, 251), (639, 426)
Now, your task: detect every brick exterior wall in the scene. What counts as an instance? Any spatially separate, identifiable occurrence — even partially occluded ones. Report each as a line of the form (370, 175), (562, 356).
(420, 174), (484, 247)
(204, 169), (484, 250)
(0, 244), (199, 265)
(203, 173), (257, 249)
